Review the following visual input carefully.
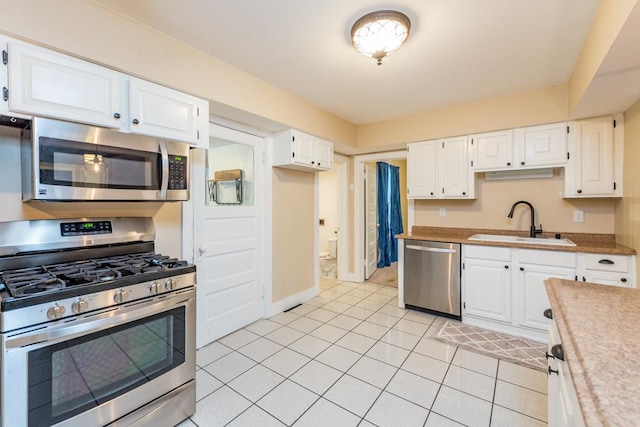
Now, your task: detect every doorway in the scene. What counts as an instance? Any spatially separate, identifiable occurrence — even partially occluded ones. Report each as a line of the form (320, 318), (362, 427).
(354, 151), (412, 284)
(316, 155), (349, 283)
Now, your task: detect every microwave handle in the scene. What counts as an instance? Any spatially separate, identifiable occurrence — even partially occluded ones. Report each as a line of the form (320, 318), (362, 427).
(159, 141), (169, 199)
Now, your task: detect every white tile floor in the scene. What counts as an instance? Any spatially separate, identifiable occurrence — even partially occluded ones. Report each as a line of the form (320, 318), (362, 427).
(179, 278), (548, 427)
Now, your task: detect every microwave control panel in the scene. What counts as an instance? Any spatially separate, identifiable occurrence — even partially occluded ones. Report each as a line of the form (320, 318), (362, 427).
(168, 155), (187, 190)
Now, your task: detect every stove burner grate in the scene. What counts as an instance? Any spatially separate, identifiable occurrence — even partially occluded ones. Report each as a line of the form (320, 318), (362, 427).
(0, 252), (191, 298)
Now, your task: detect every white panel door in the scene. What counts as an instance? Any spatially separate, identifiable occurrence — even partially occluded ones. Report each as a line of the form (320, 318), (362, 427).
(365, 163), (378, 279)
(193, 125), (264, 348)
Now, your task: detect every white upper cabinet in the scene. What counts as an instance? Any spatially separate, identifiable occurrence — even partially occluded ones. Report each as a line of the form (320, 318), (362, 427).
(515, 122), (567, 168)
(128, 78), (208, 146)
(441, 136), (472, 198)
(407, 140), (438, 198)
(1, 38), (209, 147)
(6, 41), (123, 129)
(407, 137), (474, 199)
(565, 115), (622, 198)
(470, 130), (514, 171)
(471, 123), (566, 172)
(273, 129), (334, 172)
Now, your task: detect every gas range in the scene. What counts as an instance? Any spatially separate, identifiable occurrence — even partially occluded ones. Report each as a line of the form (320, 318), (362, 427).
(0, 218), (195, 332)
(0, 217), (197, 427)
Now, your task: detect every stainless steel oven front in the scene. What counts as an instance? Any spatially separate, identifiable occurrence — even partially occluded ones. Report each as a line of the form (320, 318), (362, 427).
(1, 288), (195, 427)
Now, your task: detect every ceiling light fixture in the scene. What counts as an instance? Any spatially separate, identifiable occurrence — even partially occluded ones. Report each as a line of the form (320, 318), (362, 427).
(351, 10), (411, 66)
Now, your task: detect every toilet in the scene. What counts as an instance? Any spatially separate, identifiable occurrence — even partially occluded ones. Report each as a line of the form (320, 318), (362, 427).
(320, 236), (338, 278)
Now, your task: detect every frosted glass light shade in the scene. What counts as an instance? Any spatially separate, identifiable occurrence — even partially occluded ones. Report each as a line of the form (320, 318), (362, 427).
(351, 10), (411, 65)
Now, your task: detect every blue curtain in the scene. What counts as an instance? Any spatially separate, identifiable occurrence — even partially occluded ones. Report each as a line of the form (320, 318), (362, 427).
(377, 162), (404, 267)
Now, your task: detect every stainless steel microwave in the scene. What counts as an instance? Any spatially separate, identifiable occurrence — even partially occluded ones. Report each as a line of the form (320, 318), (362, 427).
(21, 117), (190, 202)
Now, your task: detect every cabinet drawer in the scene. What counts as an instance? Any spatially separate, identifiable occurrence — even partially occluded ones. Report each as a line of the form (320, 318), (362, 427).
(516, 249), (576, 268)
(464, 245), (510, 261)
(583, 253), (629, 273)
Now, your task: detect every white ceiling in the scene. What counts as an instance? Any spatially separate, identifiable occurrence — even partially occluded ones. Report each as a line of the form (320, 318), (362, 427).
(96, 0), (600, 125)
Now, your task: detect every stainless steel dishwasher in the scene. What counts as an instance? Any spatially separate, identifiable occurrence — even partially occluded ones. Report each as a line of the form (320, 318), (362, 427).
(404, 240), (461, 319)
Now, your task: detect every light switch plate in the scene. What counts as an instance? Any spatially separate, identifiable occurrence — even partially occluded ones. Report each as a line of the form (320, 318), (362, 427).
(439, 208), (446, 217)
(573, 210), (584, 223)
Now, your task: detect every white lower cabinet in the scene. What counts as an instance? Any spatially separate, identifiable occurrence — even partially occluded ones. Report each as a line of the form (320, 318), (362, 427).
(464, 258), (512, 323)
(463, 245), (635, 342)
(515, 250), (576, 332)
(548, 319), (585, 426)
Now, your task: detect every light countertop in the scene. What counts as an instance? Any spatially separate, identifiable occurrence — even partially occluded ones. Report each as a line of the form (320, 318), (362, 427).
(545, 278), (640, 426)
(397, 226), (635, 255)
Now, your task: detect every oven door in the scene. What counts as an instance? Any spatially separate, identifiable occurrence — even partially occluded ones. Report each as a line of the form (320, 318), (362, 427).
(1, 289), (195, 427)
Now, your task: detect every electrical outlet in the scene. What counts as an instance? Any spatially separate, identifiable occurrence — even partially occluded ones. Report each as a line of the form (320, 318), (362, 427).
(439, 208), (446, 217)
(573, 210), (584, 223)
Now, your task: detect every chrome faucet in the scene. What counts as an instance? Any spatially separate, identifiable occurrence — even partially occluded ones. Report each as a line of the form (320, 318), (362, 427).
(507, 201), (543, 238)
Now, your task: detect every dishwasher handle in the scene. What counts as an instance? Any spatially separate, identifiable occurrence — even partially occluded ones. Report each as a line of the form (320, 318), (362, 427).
(406, 244), (457, 254)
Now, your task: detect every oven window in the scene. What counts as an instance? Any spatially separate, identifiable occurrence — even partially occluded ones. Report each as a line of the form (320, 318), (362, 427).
(39, 137), (161, 190)
(27, 307), (186, 427)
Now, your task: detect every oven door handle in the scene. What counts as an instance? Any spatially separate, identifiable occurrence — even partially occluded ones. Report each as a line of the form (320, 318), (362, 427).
(159, 140), (169, 199)
(5, 290), (194, 350)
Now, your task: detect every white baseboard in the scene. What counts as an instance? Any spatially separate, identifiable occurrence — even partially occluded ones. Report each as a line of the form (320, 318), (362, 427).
(341, 272), (360, 283)
(270, 287), (318, 316)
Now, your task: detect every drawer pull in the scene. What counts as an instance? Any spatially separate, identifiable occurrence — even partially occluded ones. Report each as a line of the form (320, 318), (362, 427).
(551, 344), (564, 361)
(598, 259), (615, 265)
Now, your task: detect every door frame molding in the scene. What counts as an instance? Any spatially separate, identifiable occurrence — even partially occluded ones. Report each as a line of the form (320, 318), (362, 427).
(353, 150), (412, 283)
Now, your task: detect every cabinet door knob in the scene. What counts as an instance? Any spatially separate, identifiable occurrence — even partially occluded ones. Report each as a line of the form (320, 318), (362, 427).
(577, 189), (582, 194)
(506, 162), (511, 166)
(519, 267), (524, 271)
(621, 277), (628, 283)
(113, 112), (121, 119)
(462, 192), (466, 196)
(132, 118), (139, 125)
(430, 192), (434, 196)
(548, 366), (559, 375)
(504, 265), (509, 269)
(582, 276), (586, 282)
(520, 161), (525, 166)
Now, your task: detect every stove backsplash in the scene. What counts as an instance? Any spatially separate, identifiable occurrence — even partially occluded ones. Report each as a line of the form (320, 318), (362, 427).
(0, 126), (184, 259)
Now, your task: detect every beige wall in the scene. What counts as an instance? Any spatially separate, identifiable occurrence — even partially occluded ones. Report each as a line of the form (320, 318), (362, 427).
(415, 170), (616, 234)
(568, 0), (638, 114)
(0, 0), (357, 148)
(357, 85), (569, 148)
(616, 99), (640, 274)
(272, 169), (315, 302)
(0, 126), (182, 256)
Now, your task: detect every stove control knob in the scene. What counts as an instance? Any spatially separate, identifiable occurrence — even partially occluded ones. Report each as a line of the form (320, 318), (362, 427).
(72, 298), (89, 314)
(114, 289), (129, 304)
(149, 282), (161, 295)
(164, 278), (176, 291)
(47, 304), (66, 320)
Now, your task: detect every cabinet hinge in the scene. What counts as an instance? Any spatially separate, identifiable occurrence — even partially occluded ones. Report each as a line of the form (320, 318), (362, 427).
(441, 188), (444, 194)
(2, 50), (7, 65)
(197, 130), (200, 140)
(614, 182), (617, 191)
(462, 262), (465, 270)
(470, 160), (474, 167)
(566, 125), (570, 134)
(292, 151), (295, 158)
(567, 152), (570, 160)
(442, 142), (444, 149)
(613, 119), (617, 128)
(407, 188), (409, 195)
(262, 151), (267, 164)
(196, 106), (200, 117)
(2, 87), (7, 102)
(292, 136), (295, 142)
(463, 302), (466, 309)
(471, 139), (474, 145)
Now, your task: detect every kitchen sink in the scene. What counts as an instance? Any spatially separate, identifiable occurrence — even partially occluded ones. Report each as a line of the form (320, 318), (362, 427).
(468, 234), (577, 247)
